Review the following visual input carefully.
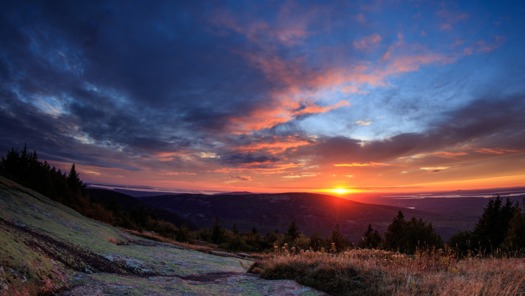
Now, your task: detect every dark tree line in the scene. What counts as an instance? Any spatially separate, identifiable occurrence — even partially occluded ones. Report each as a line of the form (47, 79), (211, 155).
(355, 212), (443, 254)
(271, 214), (442, 255)
(382, 212), (443, 253)
(449, 196), (525, 256)
(1, 146), (96, 215)
(0, 146), (182, 238)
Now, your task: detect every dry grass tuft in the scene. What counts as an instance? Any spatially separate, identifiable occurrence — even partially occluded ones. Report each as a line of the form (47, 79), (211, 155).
(253, 248), (525, 295)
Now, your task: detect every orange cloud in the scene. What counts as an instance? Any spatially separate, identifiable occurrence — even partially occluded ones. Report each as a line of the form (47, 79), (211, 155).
(432, 151), (468, 158)
(282, 173), (318, 179)
(231, 98), (350, 132)
(475, 148), (519, 155)
(292, 100), (350, 117)
(313, 66), (386, 88)
(218, 15), (460, 134)
(334, 162), (392, 167)
(232, 46), (451, 132)
(261, 163), (301, 174)
(157, 171), (197, 176)
(229, 105), (289, 132)
(238, 138), (312, 154)
(382, 53), (454, 75)
(210, 167), (247, 174)
(155, 151), (193, 162)
(420, 166), (451, 172)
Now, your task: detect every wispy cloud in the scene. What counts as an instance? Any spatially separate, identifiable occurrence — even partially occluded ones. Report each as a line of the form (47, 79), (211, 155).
(475, 148), (519, 155)
(476, 36), (506, 53)
(353, 33), (382, 50)
(355, 120), (372, 126)
(432, 151), (468, 158)
(334, 162), (392, 167)
(420, 166), (451, 172)
(236, 136), (312, 155)
(436, 8), (468, 31)
(231, 175), (253, 181)
(282, 173), (318, 179)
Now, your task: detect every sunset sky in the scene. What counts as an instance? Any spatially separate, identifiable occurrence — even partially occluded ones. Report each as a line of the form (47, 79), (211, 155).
(1, 1), (524, 194)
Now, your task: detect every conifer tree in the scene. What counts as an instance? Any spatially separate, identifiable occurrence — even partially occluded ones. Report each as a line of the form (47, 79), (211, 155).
(176, 224), (191, 242)
(330, 223), (347, 252)
(212, 218), (225, 244)
(67, 164), (85, 192)
(286, 221), (300, 242)
(448, 230), (473, 257)
(359, 224), (382, 249)
(503, 206), (525, 252)
(472, 196), (515, 253)
(383, 211), (442, 253)
(383, 211), (406, 252)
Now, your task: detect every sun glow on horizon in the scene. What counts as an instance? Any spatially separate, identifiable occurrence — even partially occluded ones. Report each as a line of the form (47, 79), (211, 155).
(326, 187), (355, 196)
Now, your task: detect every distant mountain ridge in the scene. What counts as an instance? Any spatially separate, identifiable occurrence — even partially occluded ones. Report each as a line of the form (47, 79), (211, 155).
(88, 188), (525, 242)
(136, 192), (457, 241)
(87, 188), (191, 228)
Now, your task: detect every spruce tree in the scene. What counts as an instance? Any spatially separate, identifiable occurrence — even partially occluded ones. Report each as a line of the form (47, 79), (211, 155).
(67, 164), (85, 192)
(330, 224), (347, 252)
(286, 221), (300, 242)
(359, 224), (382, 249)
(383, 211), (406, 252)
(212, 218), (225, 244)
(472, 196), (515, 253)
(383, 211), (442, 253)
(448, 230), (473, 257)
(503, 206), (525, 252)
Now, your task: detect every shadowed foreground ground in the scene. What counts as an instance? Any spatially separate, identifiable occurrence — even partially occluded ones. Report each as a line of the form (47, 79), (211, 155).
(0, 176), (322, 295)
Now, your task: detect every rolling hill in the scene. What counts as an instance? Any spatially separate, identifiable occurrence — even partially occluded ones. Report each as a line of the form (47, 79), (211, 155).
(87, 188), (192, 228)
(136, 192), (464, 241)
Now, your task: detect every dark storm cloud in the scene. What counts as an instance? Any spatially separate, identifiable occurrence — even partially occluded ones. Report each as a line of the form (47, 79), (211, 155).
(312, 94), (525, 164)
(221, 153), (279, 166)
(0, 0), (277, 162)
(0, 94), (140, 171)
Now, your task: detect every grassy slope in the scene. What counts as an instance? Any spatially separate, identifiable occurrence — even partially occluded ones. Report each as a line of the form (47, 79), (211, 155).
(0, 176), (322, 295)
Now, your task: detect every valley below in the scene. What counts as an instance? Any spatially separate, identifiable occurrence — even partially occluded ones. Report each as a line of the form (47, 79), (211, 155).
(119, 189), (524, 242)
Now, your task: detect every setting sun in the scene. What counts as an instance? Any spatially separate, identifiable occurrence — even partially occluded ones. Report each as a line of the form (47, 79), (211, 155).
(329, 187), (353, 195)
